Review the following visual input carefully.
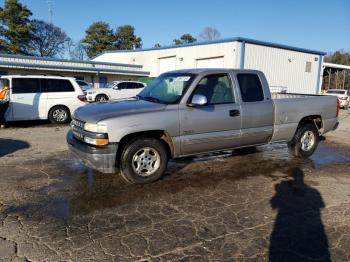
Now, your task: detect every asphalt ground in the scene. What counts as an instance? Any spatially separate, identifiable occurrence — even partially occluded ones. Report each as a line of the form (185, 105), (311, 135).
(0, 111), (349, 261)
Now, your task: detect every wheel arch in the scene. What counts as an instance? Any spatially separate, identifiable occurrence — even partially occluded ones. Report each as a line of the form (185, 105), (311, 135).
(297, 115), (323, 131)
(116, 130), (175, 161)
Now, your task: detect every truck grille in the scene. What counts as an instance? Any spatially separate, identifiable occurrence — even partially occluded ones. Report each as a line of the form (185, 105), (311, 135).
(71, 118), (85, 129)
(71, 118), (85, 141)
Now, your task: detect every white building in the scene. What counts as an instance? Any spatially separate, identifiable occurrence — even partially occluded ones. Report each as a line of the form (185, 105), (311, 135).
(93, 37), (326, 94)
(0, 53), (149, 88)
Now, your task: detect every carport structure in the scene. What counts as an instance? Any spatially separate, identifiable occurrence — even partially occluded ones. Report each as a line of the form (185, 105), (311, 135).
(322, 62), (350, 91)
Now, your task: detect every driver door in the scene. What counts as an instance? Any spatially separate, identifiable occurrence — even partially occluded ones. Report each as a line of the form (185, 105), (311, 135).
(179, 73), (242, 155)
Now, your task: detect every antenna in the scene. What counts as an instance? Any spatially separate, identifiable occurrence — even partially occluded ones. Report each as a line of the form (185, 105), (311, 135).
(47, 0), (53, 24)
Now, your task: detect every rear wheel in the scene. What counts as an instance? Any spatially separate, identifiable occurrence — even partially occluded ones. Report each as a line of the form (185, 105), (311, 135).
(48, 106), (70, 124)
(119, 137), (169, 184)
(288, 123), (319, 158)
(95, 94), (108, 102)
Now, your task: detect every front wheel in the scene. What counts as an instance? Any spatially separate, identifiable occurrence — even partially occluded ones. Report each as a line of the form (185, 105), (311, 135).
(119, 137), (169, 184)
(288, 123), (319, 158)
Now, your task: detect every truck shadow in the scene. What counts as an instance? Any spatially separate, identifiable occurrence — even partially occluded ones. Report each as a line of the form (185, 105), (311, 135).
(269, 167), (331, 261)
(0, 138), (30, 157)
(3, 142), (348, 222)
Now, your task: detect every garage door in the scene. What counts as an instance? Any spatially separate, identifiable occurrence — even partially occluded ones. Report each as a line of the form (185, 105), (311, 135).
(196, 57), (224, 68)
(159, 56), (176, 74)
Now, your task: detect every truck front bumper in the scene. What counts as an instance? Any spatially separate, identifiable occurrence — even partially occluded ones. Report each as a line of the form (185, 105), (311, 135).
(67, 130), (118, 173)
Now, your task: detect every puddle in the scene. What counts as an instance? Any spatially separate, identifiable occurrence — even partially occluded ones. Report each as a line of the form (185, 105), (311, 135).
(2, 141), (350, 221)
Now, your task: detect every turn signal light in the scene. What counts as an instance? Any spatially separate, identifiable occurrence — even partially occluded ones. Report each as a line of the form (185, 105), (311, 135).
(84, 137), (109, 146)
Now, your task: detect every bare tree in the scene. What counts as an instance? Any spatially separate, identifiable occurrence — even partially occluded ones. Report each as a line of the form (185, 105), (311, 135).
(30, 19), (69, 57)
(67, 39), (88, 60)
(199, 27), (221, 41)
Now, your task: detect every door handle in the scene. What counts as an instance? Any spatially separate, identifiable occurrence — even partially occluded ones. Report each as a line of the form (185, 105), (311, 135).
(229, 109), (240, 117)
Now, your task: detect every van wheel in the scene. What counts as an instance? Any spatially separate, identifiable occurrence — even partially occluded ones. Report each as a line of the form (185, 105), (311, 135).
(119, 137), (169, 184)
(95, 94), (108, 102)
(49, 106), (70, 124)
(288, 123), (319, 158)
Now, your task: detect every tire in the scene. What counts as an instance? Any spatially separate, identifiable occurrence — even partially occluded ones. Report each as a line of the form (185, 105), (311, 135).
(119, 137), (169, 184)
(95, 94), (108, 102)
(48, 106), (70, 124)
(288, 123), (319, 158)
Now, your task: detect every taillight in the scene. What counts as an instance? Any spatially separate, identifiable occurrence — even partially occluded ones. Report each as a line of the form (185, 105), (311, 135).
(77, 95), (86, 102)
(336, 99), (340, 117)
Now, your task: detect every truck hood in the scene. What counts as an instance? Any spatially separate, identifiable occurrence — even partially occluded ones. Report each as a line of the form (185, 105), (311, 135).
(73, 98), (166, 123)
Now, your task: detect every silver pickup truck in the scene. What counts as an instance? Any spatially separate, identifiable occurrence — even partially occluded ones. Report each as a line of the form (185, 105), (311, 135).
(67, 69), (339, 184)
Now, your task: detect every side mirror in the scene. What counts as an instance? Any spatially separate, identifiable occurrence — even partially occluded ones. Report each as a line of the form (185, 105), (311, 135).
(188, 94), (207, 107)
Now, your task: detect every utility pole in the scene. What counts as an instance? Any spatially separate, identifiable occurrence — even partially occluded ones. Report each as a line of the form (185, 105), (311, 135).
(48, 0), (53, 24)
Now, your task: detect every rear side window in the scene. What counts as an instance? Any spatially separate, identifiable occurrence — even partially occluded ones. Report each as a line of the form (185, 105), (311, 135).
(42, 79), (75, 92)
(237, 74), (264, 102)
(12, 78), (41, 94)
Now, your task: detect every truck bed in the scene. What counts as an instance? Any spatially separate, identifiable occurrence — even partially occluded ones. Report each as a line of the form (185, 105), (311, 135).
(270, 93), (338, 142)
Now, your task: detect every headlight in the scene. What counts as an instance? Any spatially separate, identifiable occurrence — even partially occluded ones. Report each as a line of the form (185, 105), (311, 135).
(84, 123), (108, 133)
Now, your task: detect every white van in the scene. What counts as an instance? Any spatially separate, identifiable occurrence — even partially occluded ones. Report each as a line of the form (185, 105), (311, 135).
(1, 75), (87, 124)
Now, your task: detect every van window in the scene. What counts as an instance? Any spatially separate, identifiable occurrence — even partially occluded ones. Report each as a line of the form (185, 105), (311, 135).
(12, 78), (41, 94)
(42, 79), (75, 92)
(237, 74), (264, 102)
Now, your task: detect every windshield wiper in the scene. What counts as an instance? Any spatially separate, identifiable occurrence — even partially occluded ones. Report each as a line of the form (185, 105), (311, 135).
(137, 95), (165, 104)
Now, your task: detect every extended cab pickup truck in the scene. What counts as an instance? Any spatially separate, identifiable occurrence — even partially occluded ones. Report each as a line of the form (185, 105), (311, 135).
(67, 69), (339, 184)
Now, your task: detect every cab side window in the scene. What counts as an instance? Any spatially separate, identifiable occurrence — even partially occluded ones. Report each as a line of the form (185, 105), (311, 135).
(237, 74), (264, 102)
(192, 74), (234, 104)
(12, 78), (41, 94)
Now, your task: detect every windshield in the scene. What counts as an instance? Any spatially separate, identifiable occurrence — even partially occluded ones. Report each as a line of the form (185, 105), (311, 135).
(104, 82), (116, 89)
(138, 73), (195, 104)
(0, 79), (9, 89)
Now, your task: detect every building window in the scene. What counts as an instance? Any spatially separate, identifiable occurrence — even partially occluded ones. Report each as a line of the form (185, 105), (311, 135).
(305, 62), (312, 73)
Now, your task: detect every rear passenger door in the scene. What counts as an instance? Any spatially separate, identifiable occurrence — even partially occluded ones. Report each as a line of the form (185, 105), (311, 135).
(10, 78), (47, 120)
(42, 79), (75, 111)
(236, 73), (273, 145)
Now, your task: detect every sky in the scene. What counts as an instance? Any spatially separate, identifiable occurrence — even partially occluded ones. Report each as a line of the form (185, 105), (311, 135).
(3, 0), (350, 53)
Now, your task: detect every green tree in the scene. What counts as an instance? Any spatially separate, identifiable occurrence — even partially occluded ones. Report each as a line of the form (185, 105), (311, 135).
(31, 20), (69, 57)
(173, 33), (197, 45)
(114, 25), (142, 50)
(81, 21), (115, 58)
(0, 0), (34, 54)
(154, 43), (161, 48)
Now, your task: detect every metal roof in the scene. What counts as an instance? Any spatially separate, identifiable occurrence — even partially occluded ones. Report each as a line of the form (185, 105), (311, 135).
(0, 53), (144, 68)
(97, 37), (326, 56)
(0, 53), (149, 76)
(323, 62), (350, 70)
(0, 60), (150, 76)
